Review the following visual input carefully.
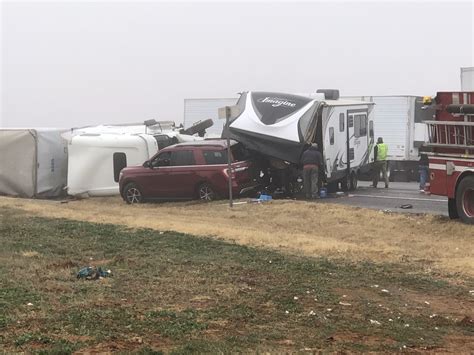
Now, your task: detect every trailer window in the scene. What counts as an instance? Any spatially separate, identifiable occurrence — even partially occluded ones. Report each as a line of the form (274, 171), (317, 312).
(113, 152), (127, 182)
(354, 114), (367, 138)
(369, 120), (374, 139)
(329, 127), (334, 145)
(348, 116), (354, 128)
(339, 113), (345, 132)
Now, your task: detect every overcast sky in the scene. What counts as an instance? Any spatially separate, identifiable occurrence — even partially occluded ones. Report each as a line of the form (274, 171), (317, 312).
(1, 0), (473, 128)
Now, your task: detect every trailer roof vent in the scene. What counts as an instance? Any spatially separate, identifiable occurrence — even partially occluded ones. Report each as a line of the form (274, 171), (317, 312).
(316, 89), (340, 100)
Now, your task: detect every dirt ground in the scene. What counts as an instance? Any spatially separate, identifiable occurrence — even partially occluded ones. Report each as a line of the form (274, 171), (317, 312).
(1, 196), (473, 278)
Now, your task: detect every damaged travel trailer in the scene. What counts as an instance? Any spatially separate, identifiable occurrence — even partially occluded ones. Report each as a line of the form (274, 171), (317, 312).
(0, 128), (68, 198)
(227, 91), (375, 190)
(66, 133), (159, 197)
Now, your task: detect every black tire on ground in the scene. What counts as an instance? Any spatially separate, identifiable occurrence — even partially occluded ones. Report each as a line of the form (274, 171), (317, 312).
(448, 198), (459, 219)
(123, 183), (144, 204)
(455, 175), (474, 224)
(350, 172), (358, 191)
(197, 183), (217, 201)
(341, 175), (351, 192)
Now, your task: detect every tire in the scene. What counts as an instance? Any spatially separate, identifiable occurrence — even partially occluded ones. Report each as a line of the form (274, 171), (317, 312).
(455, 175), (474, 224)
(448, 198), (459, 219)
(289, 175), (304, 196)
(350, 172), (358, 191)
(123, 183), (144, 204)
(341, 175), (351, 192)
(197, 183), (217, 201)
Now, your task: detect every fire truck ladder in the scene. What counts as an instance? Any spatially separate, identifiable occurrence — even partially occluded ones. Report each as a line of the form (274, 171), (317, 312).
(425, 120), (474, 149)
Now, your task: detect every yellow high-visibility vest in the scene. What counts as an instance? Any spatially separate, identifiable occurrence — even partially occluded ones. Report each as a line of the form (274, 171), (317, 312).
(376, 143), (388, 161)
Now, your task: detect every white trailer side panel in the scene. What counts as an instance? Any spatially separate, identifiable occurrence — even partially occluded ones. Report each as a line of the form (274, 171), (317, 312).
(461, 67), (474, 91)
(36, 130), (68, 197)
(184, 98), (238, 137)
(0, 129), (67, 198)
(344, 96), (413, 161)
(0, 130), (36, 197)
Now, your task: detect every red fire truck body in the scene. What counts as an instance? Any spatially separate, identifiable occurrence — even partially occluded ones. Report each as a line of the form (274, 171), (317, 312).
(425, 92), (474, 224)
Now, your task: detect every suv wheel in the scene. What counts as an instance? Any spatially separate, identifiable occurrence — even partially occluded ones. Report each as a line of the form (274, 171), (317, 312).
(198, 183), (216, 201)
(123, 183), (143, 204)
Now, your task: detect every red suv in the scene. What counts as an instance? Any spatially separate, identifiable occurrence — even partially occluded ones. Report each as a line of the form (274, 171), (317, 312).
(119, 140), (257, 203)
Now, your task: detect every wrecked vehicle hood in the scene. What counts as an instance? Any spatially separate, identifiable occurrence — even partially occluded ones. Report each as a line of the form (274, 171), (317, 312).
(226, 91), (321, 163)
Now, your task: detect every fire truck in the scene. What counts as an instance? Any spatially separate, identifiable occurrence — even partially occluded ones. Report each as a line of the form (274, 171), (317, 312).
(424, 92), (474, 224)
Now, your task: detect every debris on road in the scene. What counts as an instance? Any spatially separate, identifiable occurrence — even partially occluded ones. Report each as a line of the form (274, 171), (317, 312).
(370, 319), (381, 325)
(77, 266), (112, 280)
(339, 301), (351, 306)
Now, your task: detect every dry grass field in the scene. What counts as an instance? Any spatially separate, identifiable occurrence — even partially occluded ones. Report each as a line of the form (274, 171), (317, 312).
(1, 203), (473, 353)
(0, 196), (473, 278)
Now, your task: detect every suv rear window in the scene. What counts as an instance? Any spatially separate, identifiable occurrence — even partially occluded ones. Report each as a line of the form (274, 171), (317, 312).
(231, 143), (251, 162)
(203, 150), (227, 165)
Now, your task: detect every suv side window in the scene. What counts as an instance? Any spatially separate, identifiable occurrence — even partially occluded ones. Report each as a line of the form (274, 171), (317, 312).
(151, 151), (171, 167)
(203, 150), (227, 164)
(170, 150), (195, 166)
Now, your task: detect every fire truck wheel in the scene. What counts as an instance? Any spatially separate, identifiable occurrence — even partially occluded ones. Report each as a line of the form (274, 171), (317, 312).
(448, 198), (459, 219)
(455, 175), (474, 224)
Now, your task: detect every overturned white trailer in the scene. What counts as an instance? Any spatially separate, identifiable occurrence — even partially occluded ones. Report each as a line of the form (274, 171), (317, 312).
(227, 91), (375, 189)
(0, 129), (68, 198)
(65, 120), (212, 197)
(66, 133), (159, 197)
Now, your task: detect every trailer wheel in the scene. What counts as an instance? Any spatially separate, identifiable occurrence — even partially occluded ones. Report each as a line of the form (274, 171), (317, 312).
(455, 175), (474, 224)
(123, 183), (143, 204)
(341, 176), (351, 192)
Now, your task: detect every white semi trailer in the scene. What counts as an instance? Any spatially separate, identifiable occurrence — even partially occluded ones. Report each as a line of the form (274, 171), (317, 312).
(342, 96), (432, 181)
(461, 67), (474, 91)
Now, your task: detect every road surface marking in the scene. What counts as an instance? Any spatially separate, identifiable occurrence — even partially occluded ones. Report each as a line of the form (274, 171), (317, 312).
(350, 194), (446, 202)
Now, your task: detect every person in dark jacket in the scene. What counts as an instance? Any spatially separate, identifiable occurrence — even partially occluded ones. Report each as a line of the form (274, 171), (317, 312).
(301, 143), (323, 199)
(418, 146), (430, 193)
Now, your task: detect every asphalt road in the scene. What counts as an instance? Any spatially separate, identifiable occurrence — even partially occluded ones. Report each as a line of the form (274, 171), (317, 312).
(320, 181), (448, 216)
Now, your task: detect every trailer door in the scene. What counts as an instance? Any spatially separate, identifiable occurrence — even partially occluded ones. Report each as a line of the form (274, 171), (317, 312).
(352, 111), (369, 168)
(347, 109), (369, 170)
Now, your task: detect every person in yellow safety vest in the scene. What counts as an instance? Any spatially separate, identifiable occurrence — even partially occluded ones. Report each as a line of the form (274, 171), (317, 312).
(372, 137), (389, 188)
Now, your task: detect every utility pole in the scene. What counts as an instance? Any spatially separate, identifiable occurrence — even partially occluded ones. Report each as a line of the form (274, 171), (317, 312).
(219, 106), (236, 208)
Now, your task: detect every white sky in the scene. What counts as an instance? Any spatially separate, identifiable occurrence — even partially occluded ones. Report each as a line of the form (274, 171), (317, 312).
(1, 0), (473, 128)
